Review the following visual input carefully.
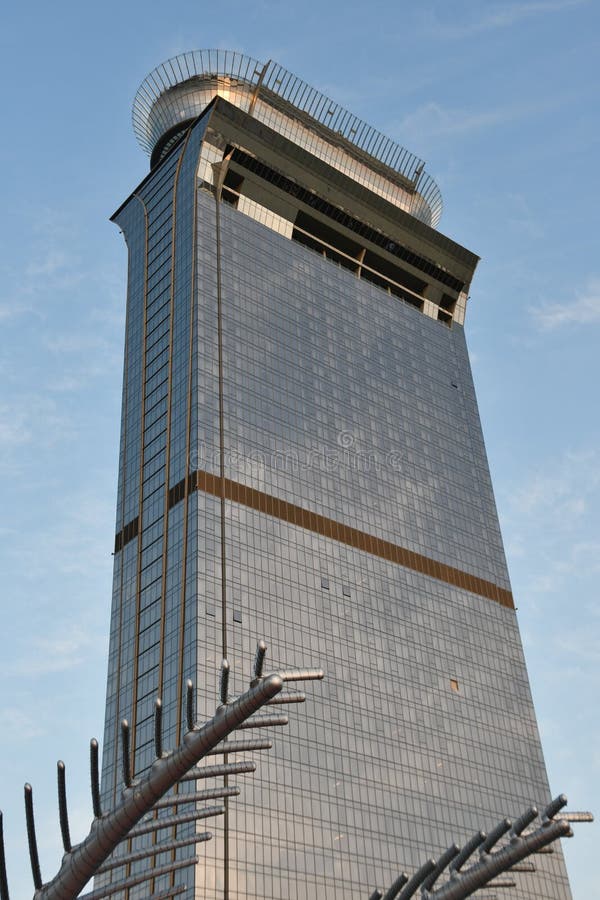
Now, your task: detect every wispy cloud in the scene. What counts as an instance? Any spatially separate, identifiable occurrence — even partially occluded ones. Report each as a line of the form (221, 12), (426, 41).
(511, 449), (598, 518)
(5, 626), (93, 678)
(423, 0), (589, 40)
(531, 276), (600, 328)
(0, 707), (45, 741)
(396, 89), (567, 145)
(502, 449), (600, 593)
(396, 102), (516, 143)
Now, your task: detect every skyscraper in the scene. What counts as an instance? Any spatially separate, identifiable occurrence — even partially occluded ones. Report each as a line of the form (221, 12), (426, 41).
(102, 49), (572, 899)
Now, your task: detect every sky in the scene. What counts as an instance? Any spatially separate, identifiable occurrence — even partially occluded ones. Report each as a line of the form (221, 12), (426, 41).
(0, 0), (598, 896)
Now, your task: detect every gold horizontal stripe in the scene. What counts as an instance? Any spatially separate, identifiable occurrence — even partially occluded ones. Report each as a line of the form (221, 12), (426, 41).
(190, 469), (514, 610)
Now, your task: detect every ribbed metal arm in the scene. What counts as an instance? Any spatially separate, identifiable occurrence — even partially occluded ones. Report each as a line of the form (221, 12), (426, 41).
(36, 672), (283, 899)
(430, 818), (571, 900)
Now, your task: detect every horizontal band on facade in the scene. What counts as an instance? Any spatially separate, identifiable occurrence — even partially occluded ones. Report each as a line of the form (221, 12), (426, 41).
(154, 469), (512, 609)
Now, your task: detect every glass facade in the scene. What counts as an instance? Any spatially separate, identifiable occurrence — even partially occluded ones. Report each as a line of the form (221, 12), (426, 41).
(101, 65), (572, 900)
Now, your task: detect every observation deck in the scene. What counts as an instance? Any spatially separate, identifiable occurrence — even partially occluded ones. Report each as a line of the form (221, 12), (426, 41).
(132, 49), (443, 228)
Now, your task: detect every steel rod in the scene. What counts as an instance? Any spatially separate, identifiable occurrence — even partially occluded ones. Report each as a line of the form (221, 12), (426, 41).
(238, 715), (288, 729)
(24, 784), (42, 890)
(154, 699), (163, 758)
(151, 786), (240, 809)
(450, 832), (486, 872)
(90, 738), (102, 818)
(178, 760), (256, 782)
(96, 833), (211, 873)
(254, 640), (267, 678)
(219, 659), (230, 705)
(57, 761), (71, 853)
(127, 806), (224, 839)
(0, 812), (10, 900)
(74, 857), (197, 900)
(186, 679), (194, 731)
(381, 872), (408, 900)
(396, 859), (436, 899)
(205, 738), (272, 755)
(120, 719), (132, 788)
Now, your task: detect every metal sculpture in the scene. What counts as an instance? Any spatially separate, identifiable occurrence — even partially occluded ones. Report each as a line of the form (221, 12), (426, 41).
(371, 794), (593, 900)
(0, 640), (323, 899)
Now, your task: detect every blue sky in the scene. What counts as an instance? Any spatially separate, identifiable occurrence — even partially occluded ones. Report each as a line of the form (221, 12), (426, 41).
(0, 1), (597, 896)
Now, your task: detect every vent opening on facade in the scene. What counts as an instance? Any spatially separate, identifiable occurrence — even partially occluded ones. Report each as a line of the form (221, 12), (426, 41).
(450, 678), (460, 693)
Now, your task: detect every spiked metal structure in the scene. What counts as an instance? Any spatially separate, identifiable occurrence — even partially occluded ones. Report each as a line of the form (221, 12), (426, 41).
(0, 642), (323, 899)
(371, 796), (593, 900)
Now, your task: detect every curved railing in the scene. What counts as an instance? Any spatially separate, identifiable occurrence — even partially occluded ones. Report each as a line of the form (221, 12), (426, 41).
(131, 50), (443, 227)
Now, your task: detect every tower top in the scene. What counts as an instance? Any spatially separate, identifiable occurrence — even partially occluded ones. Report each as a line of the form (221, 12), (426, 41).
(132, 49), (443, 227)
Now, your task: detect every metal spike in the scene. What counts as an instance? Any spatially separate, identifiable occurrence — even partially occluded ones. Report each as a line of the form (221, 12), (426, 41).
(219, 659), (230, 706)
(120, 719), (132, 788)
(481, 819), (512, 854)
(421, 843), (460, 891)
(24, 784), (42, 890)
(205, 738), (272, 756)
(74, 857), (198, 900)
(278, 668), (324, 682)
(151, 786), (240, 809)
(179, 760), (256, 782)
(186, 679), (195, 731)
(127, 806), (224, 839)
(450, 831), (486, 872)
(265, 692), (306, 705)
(0, 811), (10, 900)
(57, 761), (72, 853)
(543, 794), (568, 821)
(90, 738), (102, 818)
(253, 640), (267, 679)
(381, 872), (408, 900)
(395, 859), (436, 899)
(238, 714), (288, 730)
(154, 699), (163, 759)
(510, 806), (538, 838)
(96, 833), (212, 873)
(369, 891), (383, 900)
(557, 811), (594, 822)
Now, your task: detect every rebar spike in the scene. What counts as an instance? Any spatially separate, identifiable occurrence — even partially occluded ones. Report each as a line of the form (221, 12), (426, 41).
(121, 719), (132, 788)
(481, 818), (512, 854)
(24, 784), (42, 890)
(254, 640), (267, 678)
(395, 859), (436, 899)
(90, 738), (102, 818)
(511, 806), (538, 837)
(0, 811), (10, 900)
(450, 831), (486, 871)
(422, 843), (460, 891)
(544, 794), (568, 821)
(154, 698), (164, 758)
(57, 760), (72, 853)
(219, 659), (230, 706)
(186, 679), (194, 731)
(381, 872), (408, 900)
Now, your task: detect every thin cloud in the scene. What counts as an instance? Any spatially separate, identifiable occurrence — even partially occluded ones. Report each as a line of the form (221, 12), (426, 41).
(396, 102), (514, 142)
(424, 0), (589, 39)
(532, 277), (600, 329)
(6, 627), (93, 678)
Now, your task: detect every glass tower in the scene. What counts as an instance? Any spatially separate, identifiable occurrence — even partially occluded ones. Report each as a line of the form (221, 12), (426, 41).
(102, 50), (572, 899)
